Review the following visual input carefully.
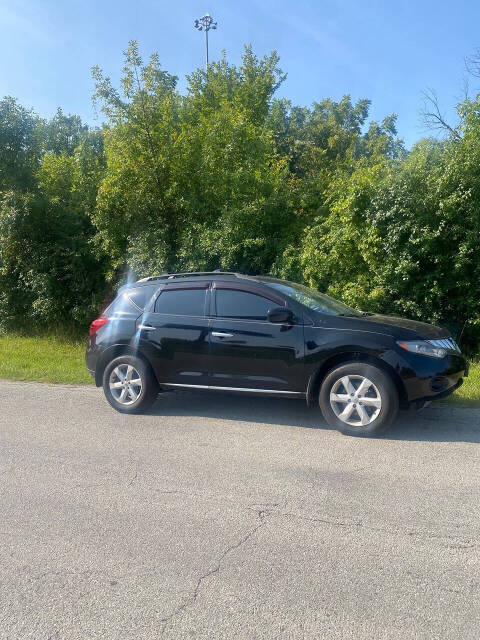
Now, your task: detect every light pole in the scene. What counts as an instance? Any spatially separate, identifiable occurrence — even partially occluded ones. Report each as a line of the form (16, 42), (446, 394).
(194, 13), (217, 70)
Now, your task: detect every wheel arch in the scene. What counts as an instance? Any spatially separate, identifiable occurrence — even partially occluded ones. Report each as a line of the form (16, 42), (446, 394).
(94, 344), (158, 387)
(306, 352), (407, 408)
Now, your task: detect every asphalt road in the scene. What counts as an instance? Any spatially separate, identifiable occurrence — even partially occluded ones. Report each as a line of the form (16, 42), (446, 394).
(1, 380), (479, 640)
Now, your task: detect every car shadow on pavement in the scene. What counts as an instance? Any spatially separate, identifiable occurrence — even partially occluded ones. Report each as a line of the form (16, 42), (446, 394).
(148, 390), (480, 444)
(148, 390), (328, 431)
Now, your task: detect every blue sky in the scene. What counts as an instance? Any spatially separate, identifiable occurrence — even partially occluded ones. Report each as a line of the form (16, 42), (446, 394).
(1, 0), (479, 147)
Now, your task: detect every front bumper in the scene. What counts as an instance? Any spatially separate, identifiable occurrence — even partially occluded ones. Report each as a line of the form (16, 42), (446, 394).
(409, 378), (463, 409)
(392, 350), (468, 405)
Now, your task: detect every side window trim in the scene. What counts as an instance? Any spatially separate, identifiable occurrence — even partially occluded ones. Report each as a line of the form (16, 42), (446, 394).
(213, 282), (284, 304)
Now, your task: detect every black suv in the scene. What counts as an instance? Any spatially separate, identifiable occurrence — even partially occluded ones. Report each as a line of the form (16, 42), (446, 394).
(86, 272), (468, 436)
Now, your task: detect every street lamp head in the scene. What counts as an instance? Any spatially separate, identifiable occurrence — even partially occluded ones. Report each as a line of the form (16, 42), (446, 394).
(194, 13), (217, 32)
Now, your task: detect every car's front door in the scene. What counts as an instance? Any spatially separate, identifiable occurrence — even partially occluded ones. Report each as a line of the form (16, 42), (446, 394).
(139, 282), (211, 386)
(208, 283), (306, 393)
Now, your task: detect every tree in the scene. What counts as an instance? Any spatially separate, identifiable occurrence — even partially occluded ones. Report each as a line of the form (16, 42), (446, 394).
(0, 190), (106, 328)
(0, 97), (42, 192)
(272, 100), (403, 285)
(42, 108), (89, 155)
(0, 105), (107, 330)
(92, 41), (180, 277)
(92, 43), (296, 278)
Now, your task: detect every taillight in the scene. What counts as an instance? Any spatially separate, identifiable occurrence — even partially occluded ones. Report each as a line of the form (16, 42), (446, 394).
(89, 317), (109, 335)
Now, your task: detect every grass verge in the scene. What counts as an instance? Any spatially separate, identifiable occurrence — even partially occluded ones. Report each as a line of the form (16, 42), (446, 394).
(0, 334), (93, 385)
(0, 334), (478, 406)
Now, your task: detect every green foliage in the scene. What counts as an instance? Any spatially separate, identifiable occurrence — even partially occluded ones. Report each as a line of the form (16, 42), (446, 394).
(0, 97), (42, 191)
(42, 108), (89, 155)
(295, 128), (480, 348)
(0, 41), (479, 351)
(0, 107), (107, 330)
(92, 43), (296, 278)
(0, 190), (106, 327)
(92, 41), (180, 274)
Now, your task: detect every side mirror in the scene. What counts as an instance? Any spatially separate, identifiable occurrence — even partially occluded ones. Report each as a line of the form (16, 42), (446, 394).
(267, 307), (294, 324)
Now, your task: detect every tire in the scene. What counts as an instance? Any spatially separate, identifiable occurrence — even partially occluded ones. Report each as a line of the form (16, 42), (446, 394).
(102, 355), (158, 414)
(319, 362), (399, 437)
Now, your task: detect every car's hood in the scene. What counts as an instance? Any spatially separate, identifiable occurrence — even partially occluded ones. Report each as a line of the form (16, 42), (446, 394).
(356, 314), (449, 339)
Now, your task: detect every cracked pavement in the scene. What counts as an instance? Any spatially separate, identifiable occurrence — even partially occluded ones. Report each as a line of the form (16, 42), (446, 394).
(1, 380), (479, 639)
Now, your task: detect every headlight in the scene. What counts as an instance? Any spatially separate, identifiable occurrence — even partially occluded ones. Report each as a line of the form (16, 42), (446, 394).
(397, 340), (447, 359)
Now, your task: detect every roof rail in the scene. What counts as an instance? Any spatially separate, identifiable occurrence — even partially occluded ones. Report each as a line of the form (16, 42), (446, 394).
(136, 271), (246, 283)
(136, 274), (170, 283)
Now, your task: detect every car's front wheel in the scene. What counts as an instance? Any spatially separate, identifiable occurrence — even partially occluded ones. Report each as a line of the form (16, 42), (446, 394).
(319, 362), (399, 436)
(102, 355), (158, 414)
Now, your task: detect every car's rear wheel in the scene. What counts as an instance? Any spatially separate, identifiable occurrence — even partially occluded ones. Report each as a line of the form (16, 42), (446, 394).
(103, 355), (158, 414)
(319, 362), (399, 436)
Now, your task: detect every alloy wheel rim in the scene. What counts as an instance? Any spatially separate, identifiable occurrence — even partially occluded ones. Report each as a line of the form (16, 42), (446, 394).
(109, 364), (142, 405)
(329, 375), (381, 427)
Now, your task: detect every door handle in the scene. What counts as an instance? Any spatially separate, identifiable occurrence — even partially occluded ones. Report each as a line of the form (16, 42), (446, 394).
(139, 324), (156, 331)
(211, 331), (234, 338)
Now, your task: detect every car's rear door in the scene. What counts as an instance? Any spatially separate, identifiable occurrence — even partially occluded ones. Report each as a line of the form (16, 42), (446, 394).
(208, 282), (306, 393)
(138, 282), (211, 386)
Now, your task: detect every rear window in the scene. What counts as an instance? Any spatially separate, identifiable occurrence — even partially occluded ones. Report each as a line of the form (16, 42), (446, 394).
(104, 285), (157, 316)
(154, 288), (206, 316)
(126, 286), (157, 310)
(106, 292), (142, 316)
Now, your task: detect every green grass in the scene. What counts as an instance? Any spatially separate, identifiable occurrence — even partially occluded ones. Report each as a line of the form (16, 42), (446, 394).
(0, 333), (478, 406)
(0, 334), (93, 385)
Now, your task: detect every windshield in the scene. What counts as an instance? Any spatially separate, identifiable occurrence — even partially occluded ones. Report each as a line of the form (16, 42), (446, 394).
(267, 281), (362, 317)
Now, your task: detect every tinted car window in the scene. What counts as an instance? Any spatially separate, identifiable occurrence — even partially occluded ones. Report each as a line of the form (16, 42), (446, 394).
(215, 289), (275, 321)
(154, 288), (206, 316)
(126, 286), (157, 310)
